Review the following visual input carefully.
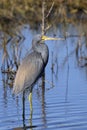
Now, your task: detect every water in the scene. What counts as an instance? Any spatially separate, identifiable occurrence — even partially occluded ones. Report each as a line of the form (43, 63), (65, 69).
(0, 24), (87, 130)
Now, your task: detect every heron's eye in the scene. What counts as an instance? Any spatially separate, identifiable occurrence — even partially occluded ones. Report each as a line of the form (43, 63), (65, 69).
(37, 39), (42, 44)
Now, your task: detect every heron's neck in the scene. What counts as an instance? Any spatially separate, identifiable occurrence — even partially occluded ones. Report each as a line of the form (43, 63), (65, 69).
(33, 43), (49, 65)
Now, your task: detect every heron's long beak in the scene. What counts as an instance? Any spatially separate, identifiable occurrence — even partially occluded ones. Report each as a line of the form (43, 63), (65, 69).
(41, 35), (64, 41)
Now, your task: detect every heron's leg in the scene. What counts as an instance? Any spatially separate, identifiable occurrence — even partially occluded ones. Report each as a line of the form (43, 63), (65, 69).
(22, 91), (26, 128)
(28, 92), (33, 126)
(29, 92), (33, 112)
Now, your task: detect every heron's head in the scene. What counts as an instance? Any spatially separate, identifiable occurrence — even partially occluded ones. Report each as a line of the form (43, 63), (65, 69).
(32, 34), (42, 45)
(32, 34), (59, 46)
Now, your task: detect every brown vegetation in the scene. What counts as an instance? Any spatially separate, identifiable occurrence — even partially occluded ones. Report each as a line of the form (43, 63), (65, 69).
(0, 0), (87, 33)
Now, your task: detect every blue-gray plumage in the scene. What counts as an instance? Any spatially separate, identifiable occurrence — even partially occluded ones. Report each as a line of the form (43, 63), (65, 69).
(13, 34), (49, 94)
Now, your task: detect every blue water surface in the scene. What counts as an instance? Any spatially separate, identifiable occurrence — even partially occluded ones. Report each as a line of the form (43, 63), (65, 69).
(0, 24), (87, 130)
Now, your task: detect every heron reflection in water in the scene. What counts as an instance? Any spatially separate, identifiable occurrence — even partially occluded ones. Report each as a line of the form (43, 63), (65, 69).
(13, 34), (58, 113)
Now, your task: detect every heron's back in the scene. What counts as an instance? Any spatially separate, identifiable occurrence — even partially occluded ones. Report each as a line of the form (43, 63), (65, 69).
(13, 52), (44, 95)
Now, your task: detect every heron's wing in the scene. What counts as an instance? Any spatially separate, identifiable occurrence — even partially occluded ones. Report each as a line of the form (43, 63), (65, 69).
(13, 52), (44, 95)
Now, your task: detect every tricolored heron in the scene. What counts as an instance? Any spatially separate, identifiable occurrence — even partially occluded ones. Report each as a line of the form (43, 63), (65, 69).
(13, 34), (58, 111)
